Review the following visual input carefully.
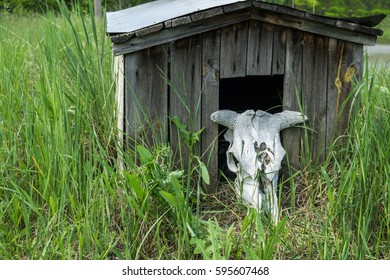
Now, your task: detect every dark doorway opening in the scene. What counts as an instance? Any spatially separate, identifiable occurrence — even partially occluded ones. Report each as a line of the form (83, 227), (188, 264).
(218, 75), (284, 179)
(219, 75), (284, 113)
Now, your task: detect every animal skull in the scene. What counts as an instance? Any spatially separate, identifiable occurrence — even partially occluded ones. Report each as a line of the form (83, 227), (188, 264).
(211, 109), (307, 224)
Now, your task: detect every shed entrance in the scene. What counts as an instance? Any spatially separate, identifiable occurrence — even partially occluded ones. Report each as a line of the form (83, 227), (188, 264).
(218, 75), (284, 179)
(219, 75), (284, 113)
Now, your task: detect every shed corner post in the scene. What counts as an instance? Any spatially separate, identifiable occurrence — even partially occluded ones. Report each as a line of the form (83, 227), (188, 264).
(114, 54), (125, 173)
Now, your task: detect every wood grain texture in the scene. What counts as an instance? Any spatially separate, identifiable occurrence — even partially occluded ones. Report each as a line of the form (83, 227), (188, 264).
(250, 8), (377, 46)
(326, 39), (363, 149)
(169, 35), (203, 168)
(272, 25), (287, 75)
(201, 30), (221, 193)
(282, 29), (304, 169)
(302, 32), (329, 163)
(114, 55), (125, 171)
(124, 46), (168, 146)
(338, 43), (363, 135)
(220, 21), (249, 78)
(326, 38), (344, 151)
(246, 20), (273, 76)
(112, 11), (251, 55)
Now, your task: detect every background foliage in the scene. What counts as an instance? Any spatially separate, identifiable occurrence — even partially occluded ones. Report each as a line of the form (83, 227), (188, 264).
(1, 0), (390, 16)
(0, 0), (148, 13)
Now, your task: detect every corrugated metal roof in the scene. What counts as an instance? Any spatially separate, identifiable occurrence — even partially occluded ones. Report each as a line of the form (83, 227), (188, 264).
(106, 0), (246, 33)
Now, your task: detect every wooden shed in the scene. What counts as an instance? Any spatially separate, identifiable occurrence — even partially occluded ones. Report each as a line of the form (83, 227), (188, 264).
(107, 0), (383, 192)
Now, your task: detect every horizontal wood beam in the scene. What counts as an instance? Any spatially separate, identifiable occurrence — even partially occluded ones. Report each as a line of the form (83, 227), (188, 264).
(112, 11), (252, 56)
(250, 9), (378, 47)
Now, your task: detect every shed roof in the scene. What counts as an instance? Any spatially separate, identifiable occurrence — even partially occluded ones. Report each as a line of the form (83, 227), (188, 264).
(107, 0), (384, 55)
(106, 0), (247, 33)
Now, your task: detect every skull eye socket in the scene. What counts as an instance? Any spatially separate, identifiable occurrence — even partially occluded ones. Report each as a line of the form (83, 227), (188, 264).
(232, 153), (239, 166)
(226, 152), (240, 173)
(229, 152), (239, 166)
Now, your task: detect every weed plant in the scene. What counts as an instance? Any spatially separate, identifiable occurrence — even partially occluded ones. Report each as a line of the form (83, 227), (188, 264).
(0, 4), (388, 259)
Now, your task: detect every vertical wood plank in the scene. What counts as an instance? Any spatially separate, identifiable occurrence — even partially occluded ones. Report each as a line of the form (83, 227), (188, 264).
(327, 39), (363, 149)
(246, 20), (273, 76)
(220, 21), (248, 78)
(170, 35), (202, 168)
(302, 33), (329, 163)
(272, 26), (287, 75)
(326, 38), (343, 150)
(114, 55), (125, 171)
(282, 29), (304, 170)
(338, 42), (363, 134)
(201, 30), (221, 193)
(124, 45), (168, 146)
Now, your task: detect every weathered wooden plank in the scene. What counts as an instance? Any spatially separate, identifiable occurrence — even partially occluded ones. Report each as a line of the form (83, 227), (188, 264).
(326, 38), (344, 151)
(326, 39), (363, 148)
(124, 46), (168, 146)
(191, 7), (223, 22)
(134, 23), (164, 37)
(201, 30), (221, 193)
(304, 12), (336, 26)
(272, 25), (286, 75)
(335, 20), (383, 36)
(114, 55), (125, 171)
(282, 29), (304, 170)
(338, 42), (363, 133)
(276, 5), (305, 18)
(220, 21), (249, 78)
(250, 9), (378, 46)
(110, 32), (134, 44)
(252, 0), (278, 12)
(112, 11), (251, 56)
(169, 35), (203, 168)
(171, 16), (192, 27)
(302, 32), (329, 163)
(246, 20), (273, 76)
(222, 0), (252, 13)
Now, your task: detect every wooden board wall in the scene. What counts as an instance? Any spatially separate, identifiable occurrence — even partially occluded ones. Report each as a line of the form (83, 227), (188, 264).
(246, 20), (273, 76)
(302, 33), (329, 163)
(201, 30), (221, 193)
(220, 21), (248, 78)
(169, 35), (203, 168)
(282, 29), (304, 170)
(326, 40), (363, 149)
(124, 45), (168, 146)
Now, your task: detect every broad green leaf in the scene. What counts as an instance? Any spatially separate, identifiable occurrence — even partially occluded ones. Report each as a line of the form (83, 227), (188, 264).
(199, 161), (210, 185)
(123, 171), (145, 201)
(159, 191), (178, 209)
(136, 145), (153, 164)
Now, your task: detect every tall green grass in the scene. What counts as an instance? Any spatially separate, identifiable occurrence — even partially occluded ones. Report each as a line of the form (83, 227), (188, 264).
(0, 6), (388, 259)
(283, 64), (389, 259)
(0, 6), (117, 259)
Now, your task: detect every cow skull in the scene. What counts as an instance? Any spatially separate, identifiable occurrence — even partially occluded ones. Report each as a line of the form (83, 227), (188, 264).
(211, 109), (307, 224)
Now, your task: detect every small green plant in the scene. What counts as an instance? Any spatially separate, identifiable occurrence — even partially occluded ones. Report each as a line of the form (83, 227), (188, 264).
(188, 218), (235, 260)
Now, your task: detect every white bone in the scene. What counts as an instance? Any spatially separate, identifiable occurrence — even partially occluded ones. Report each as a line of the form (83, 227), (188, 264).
(211, 109), (307, 224)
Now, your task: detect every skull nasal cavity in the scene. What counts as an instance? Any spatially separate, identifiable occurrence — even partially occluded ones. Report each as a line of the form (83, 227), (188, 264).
(254, 141), (267, 153)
